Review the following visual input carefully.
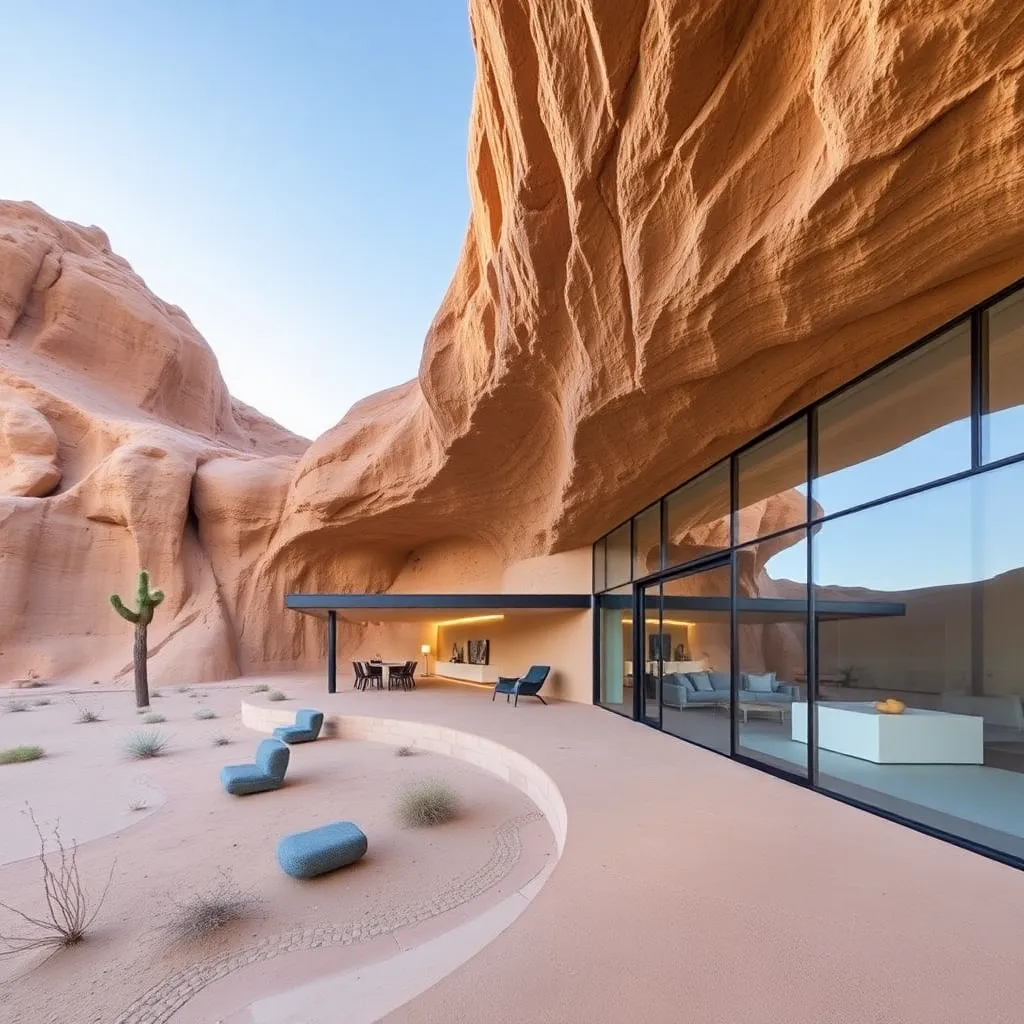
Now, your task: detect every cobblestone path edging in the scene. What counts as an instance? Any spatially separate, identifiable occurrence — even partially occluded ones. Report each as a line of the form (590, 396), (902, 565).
(114, 811), (542, 1024)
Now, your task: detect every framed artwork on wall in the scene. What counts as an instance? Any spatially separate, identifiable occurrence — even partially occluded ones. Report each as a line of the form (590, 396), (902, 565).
(648, 633), (672, 661)
(467, 639), (490, 665)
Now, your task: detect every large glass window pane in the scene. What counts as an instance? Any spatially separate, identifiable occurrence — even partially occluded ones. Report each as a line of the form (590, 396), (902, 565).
(632, 505), (660, 580)
(736, 529), (808, 777)
(736, 418), (807, 544)
(812, 462), (1024, 861)
(815, 322), (971, 516)
(664, 461), (730, 570)
(593, 537), (607, 593)
(983, 287), (1024, 464)
(606, 523), (631, 588)
(598, 586), (632, 716)
(660, 562), (731, 754)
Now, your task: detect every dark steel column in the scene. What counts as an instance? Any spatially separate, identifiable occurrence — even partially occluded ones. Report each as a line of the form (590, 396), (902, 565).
(327, 610), (337, 694)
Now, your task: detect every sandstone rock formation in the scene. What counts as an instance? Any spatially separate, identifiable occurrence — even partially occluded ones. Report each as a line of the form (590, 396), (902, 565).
(244, 0), (1024, 671)
(3, 0), (1024, 686)
(0, 201), (306, 686)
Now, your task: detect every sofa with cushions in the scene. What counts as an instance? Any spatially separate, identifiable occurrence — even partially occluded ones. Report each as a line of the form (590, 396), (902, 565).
(661, 670), (799, 709)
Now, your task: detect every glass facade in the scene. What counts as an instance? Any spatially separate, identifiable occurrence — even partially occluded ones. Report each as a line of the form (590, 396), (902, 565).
(593, 276), (1024, 867)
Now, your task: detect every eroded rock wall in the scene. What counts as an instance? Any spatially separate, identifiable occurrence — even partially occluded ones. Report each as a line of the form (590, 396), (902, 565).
(4, 0), (1023, 685)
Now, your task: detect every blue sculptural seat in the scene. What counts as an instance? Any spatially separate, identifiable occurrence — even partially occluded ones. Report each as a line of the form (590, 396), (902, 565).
(273, 708), (324, 744)
(492, 665), (551, 707)
(277, 821), (368, 878)
(220, 738), (290, 795)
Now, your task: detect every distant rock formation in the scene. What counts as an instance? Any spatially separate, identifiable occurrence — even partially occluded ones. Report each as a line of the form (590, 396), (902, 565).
(0, 201), (306, 686)
(3, 0), (1023, 685)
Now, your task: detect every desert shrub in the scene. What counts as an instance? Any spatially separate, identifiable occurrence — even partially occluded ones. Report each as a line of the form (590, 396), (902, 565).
(0, 808), (114, 956)
(0, 746), (44, 765)
(127, 798), (148, 812)
(250, 683), (270, 693)
(395, 779), (460, 828)
(32, 698), (51, 707)
(212, 734), (231, 747)
(75, 704), (102, 724)
(266, 690), (287, 702)
(151, 690), (164, 699)
(4, 699), (30, 714)
(124, 731), (169, 760)
(176, 685), (191, 694)
(193, 708), (216, 720)
(140, 712), (166, 724)
(159, 872), (263, 943)
(395, 745), (414, 757)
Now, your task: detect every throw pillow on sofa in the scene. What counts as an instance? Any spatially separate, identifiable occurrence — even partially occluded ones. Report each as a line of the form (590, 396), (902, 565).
(742, 671), (775, 693)
(709, 671), (730, 690)
(687, 671), (714, 692)
(665, 673), (695, 692)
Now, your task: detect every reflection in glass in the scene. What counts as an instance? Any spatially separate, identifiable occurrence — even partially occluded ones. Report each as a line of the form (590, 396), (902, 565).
(642, 583), (663, 723)
(736, 418), (807, 544)
(664, 461), (730, 570)
(813, 462), (1024, 861)
(815, 322), (971, 516)
(593, 537), (607, 593)
(984, 287), (1024, 465)
(598, 586), (632, 716)
(735, 529), (808, 777)
(659, 563), (731, 754)
(633, 505), (661, 580)
(606, 523), (631, 588)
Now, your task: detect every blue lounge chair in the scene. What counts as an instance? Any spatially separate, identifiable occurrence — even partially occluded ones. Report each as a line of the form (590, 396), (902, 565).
(492, 665), (551, 707)
(277, 821), (368, 878)
(273, 708), (324, 744)
(220, 738), (290, 795)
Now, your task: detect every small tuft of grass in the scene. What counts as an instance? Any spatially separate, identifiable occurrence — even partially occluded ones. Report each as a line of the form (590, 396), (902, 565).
(140, 712), (166, 725)
(159, 872), (263, 943)
(127, 798), (149, 812)
(211, 734), (231, 747)
(192, 708), (216, 720)
(151, 690), (164, 699)
(75, 705), (102, 724)
(265, 690), (287, 702)
(394, 779), (460, 828)
(176, 685), (191, 694)
(250, 683), (270, 693)
(32, 698), (51, 707)
(0, 746), (44, 765)
(4, 699), (30, 714)
(395, 745), (415, 757)
(123, 731), (169, 760)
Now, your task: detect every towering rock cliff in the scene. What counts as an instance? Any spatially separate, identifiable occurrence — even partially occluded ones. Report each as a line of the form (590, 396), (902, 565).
(2, 0), (1023, 684)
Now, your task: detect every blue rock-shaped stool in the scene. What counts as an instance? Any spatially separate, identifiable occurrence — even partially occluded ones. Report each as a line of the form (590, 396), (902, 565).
(277, 821), (368, 879)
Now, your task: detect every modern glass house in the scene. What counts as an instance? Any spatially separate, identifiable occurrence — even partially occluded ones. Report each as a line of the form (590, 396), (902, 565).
(593, 276), (1024, 867)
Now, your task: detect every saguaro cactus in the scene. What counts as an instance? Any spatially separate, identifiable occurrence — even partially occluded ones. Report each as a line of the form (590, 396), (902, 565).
(110, 570), (165, 708)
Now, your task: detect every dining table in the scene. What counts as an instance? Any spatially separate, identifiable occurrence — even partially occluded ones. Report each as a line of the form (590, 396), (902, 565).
(369, 661), (409, 689)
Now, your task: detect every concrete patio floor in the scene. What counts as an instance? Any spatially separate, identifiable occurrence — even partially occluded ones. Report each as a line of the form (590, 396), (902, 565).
(243, 673), (1024, 1024)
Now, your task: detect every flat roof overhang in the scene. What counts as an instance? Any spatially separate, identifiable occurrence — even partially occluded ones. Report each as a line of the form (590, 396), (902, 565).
(285, 593), (592, 624)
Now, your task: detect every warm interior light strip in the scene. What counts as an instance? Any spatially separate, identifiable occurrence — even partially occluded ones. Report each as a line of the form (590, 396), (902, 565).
(434, 614), (506, 627)
(622, 618), (695, 627)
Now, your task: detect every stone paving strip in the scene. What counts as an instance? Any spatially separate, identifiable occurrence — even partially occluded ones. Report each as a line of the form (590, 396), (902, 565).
(114, 811), (542, 1024)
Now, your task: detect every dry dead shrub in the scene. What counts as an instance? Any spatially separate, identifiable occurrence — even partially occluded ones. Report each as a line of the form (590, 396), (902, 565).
(0, 808), (114, 957)
(158, 872), (263, 943)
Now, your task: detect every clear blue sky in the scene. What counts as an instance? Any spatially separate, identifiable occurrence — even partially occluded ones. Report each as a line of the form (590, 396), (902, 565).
(1, 1), (475, 439)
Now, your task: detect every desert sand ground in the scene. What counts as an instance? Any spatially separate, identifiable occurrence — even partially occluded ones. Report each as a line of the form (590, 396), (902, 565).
(0, 680), (554, 1024)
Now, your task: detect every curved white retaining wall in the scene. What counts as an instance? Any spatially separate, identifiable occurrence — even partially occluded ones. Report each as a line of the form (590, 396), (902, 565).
(240, 701), (567, 854)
